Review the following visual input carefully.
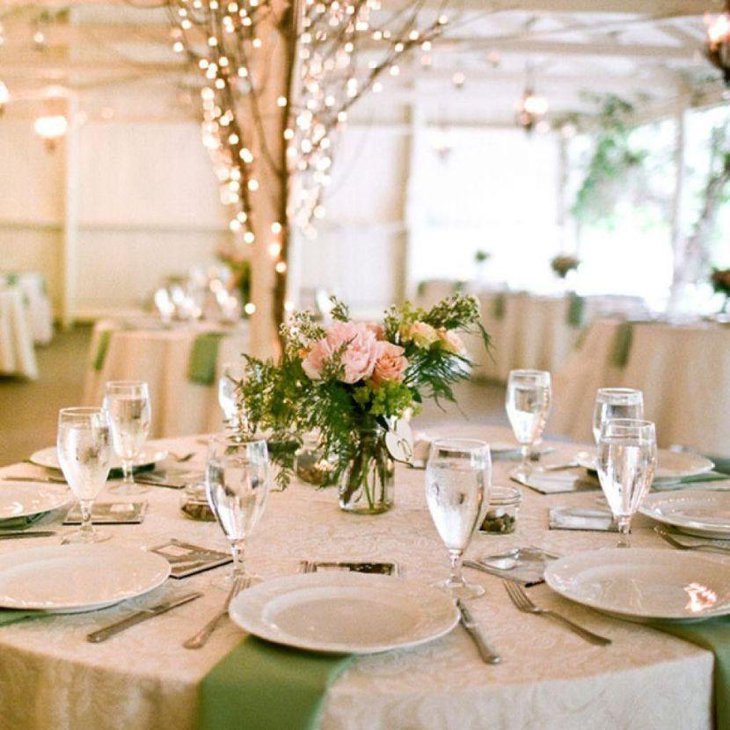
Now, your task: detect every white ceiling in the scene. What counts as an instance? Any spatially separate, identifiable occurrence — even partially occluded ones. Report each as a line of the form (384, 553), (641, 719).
(0, 0), (726, 126)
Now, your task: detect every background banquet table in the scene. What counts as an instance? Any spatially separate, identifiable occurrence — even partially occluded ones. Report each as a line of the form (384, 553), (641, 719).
(416, 282), (648, 382)
(0, 272), (54, 345)
(0, 287), (38, 379)
(552, 318), (730, 457)
(82, 317), (250, 438)
(0, 424), (715, 730)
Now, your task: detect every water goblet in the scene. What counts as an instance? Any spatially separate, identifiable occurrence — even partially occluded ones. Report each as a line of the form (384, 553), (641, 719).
(596, 418), (657, 548)
(505, 369), (552, 479)
(425, 439), (491, 599)
(206, 434), (270, 586)
(103, 381), (151, 495)
(592, 388), (644, 444)
(57, 407), (112, 544)
(218, 361), (248, 433)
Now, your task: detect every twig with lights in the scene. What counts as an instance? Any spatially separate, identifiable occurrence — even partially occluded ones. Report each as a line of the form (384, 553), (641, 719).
(164, 0), (450, 337)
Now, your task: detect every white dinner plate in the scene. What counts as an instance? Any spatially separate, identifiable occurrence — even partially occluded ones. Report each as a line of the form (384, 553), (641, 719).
(0, 483), (70, 521)
(229, 572), (459, 654)
(545, 548), (730, 622)
(0, 545), (170, 613)
(576, 448), (714, 482)
(29, 446), (168, 473)
(640, 490), (730, 539)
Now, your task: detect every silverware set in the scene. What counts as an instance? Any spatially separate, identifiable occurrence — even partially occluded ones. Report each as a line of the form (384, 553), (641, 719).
(183, 576), (251, 649)
(502, 580), (611, 646)
(654, 526), (730, 555)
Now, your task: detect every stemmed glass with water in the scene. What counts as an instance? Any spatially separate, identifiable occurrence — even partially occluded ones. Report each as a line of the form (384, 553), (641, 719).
(592, 388), (643, 444)
(57, 407), (112, 544)
(218, 361), (248, 433)
(103, 381), (152, 495)
(425, 439), (491, 599)
(505, 369), (552, 479)
(206, 434), (270, 586)
(596, 418), (656, 548)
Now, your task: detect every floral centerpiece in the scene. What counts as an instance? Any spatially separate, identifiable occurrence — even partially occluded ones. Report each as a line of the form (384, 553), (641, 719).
(711, 268), (730, 312)
(550, 254), (580, 279)
(232, 294), (488, 514)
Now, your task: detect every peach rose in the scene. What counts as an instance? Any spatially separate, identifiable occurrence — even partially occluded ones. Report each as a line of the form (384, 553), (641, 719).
(302, 321), (380, 384)
(400, 321), (438, 349)
(438, 328), (466, 355)
(372, 342), (408, 385)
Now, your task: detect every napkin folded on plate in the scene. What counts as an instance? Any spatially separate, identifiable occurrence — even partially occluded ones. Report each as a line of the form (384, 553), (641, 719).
(200, 636), (353, 730)
(651, 618), (730, 729)
(188, 333), (226, 386)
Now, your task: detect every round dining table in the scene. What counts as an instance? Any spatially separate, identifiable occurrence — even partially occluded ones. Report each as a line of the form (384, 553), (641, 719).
(415, 283), (648, 383)
(0, 287), (38, 379)
(0, 424), (717, 730)
(552, 317), (730, 457)
(82, 317), (250, 438)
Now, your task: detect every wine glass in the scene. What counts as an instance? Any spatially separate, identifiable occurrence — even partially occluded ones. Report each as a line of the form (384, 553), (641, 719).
(596, 418), (657, 548)
(206, 434), (270, 586)
(425, 439), (491, 599)
(505, 369), (552, 479)
(218, 361), (248, 432)
(57, 407), (112, 544)
(592, 388), (644, 444)
(103, 381), (151, 495)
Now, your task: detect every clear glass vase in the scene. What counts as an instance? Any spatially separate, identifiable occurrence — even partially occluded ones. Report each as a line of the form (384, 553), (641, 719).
(338, 426), (394, 515)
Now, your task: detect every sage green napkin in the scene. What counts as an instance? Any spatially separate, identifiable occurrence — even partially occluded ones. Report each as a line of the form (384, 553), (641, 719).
(92, 330), (112, 371)
(0, 512), (46, 530)
(610, 322), (633, 368)
(188, 333), (225, 386)
(652, 472), (730, 491)
(651, 617), (730, 728)
(491, 294), (506, 321)
(0, 610), (37, 626)
(199, 636), (353, 730)
(566, 294), (585, 328)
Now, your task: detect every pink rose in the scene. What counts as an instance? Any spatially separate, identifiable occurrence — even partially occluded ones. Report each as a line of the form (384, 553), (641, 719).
(400, 321), (438, 348)
(372, 342), (408, 385)
(301, 321), (380, 384)
(438, 328), (466, 355)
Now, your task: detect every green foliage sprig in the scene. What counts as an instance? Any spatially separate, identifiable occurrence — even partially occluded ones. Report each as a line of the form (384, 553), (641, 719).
(232, 294), (489, 488)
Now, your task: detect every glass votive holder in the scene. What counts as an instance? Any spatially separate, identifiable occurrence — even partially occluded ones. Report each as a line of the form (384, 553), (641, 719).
(179, 480), (216, 522)
(294, 433), (337, 486)
(479, 486), (522, 534)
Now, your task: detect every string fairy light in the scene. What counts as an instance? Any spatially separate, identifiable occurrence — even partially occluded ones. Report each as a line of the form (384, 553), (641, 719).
(165, 0), (449, 324)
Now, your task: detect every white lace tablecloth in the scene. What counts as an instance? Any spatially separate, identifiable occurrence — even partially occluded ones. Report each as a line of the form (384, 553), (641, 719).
(0, 424), (715, 730)
(82, 318), (250, 438)
(552, 318), (730, 456)
(0, 288), (38, 379)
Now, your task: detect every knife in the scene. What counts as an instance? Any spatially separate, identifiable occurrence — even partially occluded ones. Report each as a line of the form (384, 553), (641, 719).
(0, 531), (56, 540)
(464, 559), (544, 587)
(86, 592), (203, 643)
(456, 599), (501, 665)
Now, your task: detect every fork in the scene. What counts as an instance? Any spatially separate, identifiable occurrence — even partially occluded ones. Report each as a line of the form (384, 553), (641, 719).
(183, 576), (249, 649)
(654, 526), (730, 555)
(502, 580), (611, 646)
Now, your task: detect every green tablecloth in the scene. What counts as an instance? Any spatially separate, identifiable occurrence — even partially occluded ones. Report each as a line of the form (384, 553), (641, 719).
(199, 636), (353, 730)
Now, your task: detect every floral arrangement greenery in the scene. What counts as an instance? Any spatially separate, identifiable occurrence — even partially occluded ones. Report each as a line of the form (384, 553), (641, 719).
(711, 268), (730, 310)
(216, 248), (251, 311)
(474, 250), (491, 264)
(233, 294), (488, 489)
(550, 254), (580, 279)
